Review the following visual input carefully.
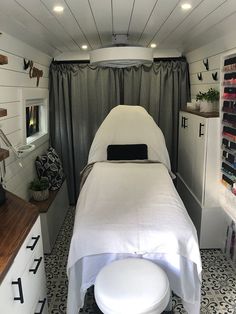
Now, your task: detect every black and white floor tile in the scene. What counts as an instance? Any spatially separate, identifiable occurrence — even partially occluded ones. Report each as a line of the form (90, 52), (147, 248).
(45, 208), (236, 313)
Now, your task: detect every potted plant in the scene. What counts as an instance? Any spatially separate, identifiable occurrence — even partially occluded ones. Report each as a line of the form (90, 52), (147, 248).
(30, 177), (49, 201)
(196, 88), (219, 112)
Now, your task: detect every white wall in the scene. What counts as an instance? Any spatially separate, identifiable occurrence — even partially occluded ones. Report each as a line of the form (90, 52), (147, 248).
(186, 32), (236, 218)
(0, 32), (52, 200)
(186, 31), (236, 99)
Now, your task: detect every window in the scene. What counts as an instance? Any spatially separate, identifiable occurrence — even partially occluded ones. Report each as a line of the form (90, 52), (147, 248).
(25, 99), (47, 144)
(26, 104), (39, 137)
(21, 89), (49, 147)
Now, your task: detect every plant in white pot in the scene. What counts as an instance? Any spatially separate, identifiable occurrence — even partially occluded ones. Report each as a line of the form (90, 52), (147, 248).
(30, 177), (49, 201)
(196, 88), (219, 113)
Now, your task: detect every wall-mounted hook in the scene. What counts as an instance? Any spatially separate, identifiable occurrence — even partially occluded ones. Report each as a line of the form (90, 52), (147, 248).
(212, 72), (218, 81)
(23, 58), (30, 70)
(197, 73), (203, 81)
(203, 58), (209, 71)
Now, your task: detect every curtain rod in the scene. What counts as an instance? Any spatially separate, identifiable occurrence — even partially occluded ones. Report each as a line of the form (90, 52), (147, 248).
(153, 56), (186, 62)
(51, 59), (89, 64)
(51, 56), (186, 65)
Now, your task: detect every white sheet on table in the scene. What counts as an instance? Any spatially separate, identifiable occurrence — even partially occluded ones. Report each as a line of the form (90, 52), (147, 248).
(88, 105), (171, 172)
(67, 162), (202, 314)
(67, 253), (201, 314)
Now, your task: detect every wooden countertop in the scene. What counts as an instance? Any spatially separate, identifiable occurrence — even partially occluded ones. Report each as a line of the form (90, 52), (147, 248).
(181, 108), (219, 118)
(0, 191), (38, 284)
(30, 189), (59, 213)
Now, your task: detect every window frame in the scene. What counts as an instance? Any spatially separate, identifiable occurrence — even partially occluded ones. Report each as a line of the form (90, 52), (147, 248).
(21, 88), (49, 148)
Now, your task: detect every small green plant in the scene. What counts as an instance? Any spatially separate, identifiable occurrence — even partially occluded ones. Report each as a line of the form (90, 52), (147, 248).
(30, 177), (49, 191)
(196, 91), (206, 101)
(196, 88), (219, 102)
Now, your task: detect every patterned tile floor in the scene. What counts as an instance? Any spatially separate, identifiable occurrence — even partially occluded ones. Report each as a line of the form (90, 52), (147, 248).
(45, 207), (236, 314)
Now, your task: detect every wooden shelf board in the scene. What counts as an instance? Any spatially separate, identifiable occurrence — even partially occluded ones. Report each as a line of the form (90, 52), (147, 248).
(0, 191), (38, 283)
(182, 108), (219, 118)
(0, 55), (8, 65)
(0, 109), (7, 117)
(0, 148), (9, 161)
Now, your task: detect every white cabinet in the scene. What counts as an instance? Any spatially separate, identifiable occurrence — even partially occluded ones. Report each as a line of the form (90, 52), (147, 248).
(178, 112), (208, 204)
(178, 111), (220, 207)
(177, 110), (227, 248)
(0, 217), (48, 314)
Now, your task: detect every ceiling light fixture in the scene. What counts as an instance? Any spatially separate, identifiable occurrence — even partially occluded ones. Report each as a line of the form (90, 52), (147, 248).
(82, 45), (88, 50)
(181, 3), (192, 10)
(53, 6), (64, 13)
(150, 43), (157, 48)
(90, 47), (153, 67)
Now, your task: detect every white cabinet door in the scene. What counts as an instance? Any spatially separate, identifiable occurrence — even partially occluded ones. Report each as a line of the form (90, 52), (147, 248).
(178, 112), (193, 189)
(178, 112), (207, 204)
(0, 217), (48, 314)
(0, 262), (29, 314)
(191, 115), (207, 204)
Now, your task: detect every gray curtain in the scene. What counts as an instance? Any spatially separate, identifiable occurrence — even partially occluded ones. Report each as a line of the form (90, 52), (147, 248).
(50, 64), (122, 203)
(49, 60), (190, 204)
(123, 61), (190, 171)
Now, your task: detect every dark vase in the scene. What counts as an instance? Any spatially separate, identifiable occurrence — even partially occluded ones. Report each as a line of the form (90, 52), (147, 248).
(0, 184), (6, 205)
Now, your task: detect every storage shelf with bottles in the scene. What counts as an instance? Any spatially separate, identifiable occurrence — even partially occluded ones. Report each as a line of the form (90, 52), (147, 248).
(221, 53), (236, 196)
(223, 73), (236, 87)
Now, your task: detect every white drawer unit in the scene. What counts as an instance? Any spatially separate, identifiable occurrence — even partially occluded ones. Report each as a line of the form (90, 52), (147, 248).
(0, 216), (48, 314)
(177, 110), (227, 248)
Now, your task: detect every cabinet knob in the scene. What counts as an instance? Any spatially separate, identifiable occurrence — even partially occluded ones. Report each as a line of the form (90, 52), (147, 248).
(12, 278), (24, 304)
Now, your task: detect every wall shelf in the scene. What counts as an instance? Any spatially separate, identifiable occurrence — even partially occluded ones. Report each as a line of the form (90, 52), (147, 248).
(0, 55), (8, 65)
(0, 148), (9, 162)
(221, 53), (236, 196)
(0, 109), (9, 161)
(0, 109), (7, 117)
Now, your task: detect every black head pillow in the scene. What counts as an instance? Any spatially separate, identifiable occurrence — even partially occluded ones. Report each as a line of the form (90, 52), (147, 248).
(107, 144), (148, 160)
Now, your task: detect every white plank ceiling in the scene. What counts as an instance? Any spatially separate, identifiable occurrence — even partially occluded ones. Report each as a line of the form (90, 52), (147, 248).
(0, 0), (236, 57)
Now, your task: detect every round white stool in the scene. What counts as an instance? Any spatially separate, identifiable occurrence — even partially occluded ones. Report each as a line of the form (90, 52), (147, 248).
(94, 258), (170, 314)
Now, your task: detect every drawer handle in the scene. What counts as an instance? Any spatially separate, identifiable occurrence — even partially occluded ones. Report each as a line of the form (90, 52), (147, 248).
(35, 298), (47, 314)
(199, 123), (204, 137)
(26, 235), (40, 250)
(12, 278), (24, 304)
(183, 117), (188, 128)
(29, 257), (43, 274)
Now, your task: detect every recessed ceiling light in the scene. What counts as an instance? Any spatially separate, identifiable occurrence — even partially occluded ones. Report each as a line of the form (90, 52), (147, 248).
(82, 45), (88, 50)
(181, 3), (192, 10)
(150, 43), (157, 48)
(53, 6), (64, 13)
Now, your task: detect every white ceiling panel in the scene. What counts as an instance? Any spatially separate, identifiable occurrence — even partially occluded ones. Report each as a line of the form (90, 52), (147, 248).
(41, 0), (89, 50)
(127, 0), (158, 44)
(0, 12), (58, 56)
(184, 10), (236, 52)
(112, 0), (135, 34)
(137, 0), (179, 47)
(64, 0), (102, 49)
(89, 0), (113, 46)
(149, 0), (204, 47)
(0, 0), (64, 54)
(182, 0), (236, 46)
(15, 0), (79, 51)
(160, 0), (226, 48)
(0, 0), (236, 57)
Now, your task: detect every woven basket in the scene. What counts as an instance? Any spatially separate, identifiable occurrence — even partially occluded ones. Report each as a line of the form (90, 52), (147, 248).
(31, 189), (49, 201)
